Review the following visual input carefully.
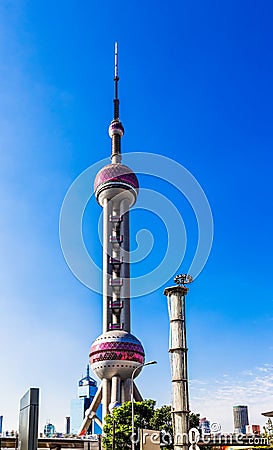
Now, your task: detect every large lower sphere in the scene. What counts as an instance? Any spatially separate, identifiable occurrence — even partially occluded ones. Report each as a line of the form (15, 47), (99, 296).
(89, 330), (145, 380)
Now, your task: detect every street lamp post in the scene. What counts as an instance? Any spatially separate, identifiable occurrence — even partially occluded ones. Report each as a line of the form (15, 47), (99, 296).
(131, 361), (157, 450)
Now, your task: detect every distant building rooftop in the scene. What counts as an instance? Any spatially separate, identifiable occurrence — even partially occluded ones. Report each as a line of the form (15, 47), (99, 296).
(262, 411), (273, 417)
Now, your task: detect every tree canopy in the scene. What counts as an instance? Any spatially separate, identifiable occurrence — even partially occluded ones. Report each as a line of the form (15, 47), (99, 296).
(102, 400), (200, 450)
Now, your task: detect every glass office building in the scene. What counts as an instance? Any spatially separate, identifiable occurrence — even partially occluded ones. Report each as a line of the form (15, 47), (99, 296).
(70, 366), (102, 434)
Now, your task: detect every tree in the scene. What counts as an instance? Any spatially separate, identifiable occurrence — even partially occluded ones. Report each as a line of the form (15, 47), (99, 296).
(150, 405), (172, 433)
(103, 400), (201, 450)
(189, 412), (200, 429)
(150, 405), (173, 450)
(150, 407), (200, 449)
(103, 400), (156, 450)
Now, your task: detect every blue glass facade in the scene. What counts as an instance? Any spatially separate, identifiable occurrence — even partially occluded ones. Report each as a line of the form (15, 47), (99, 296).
(70, 366), (102, 435)
(44, 422), (55, 437)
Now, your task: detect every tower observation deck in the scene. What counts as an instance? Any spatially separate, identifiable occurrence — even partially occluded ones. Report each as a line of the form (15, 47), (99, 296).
(78, 43), (145, 435)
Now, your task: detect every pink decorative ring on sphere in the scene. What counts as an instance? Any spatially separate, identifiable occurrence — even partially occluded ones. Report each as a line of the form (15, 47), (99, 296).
(89, 331), (145, 380)
(108, 120), (124, 138)
(90, 333), (144, 365)
(94, 163), (139, 194)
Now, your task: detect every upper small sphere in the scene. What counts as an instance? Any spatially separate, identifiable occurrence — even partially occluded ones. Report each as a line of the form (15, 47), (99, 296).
(108, 120), (124, 138)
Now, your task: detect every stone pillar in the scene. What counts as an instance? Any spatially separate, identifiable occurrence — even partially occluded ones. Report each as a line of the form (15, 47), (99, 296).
(164, 285), (190, 450)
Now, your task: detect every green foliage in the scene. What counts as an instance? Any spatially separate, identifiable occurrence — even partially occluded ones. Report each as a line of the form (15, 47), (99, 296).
(150, 405), (173, 450)
(262, 424), (273, 448)
(189, 412), (200, 429)
(150, 405), (172, 433)
(103, 400), (156, 450)
(103, 400), (201, 450)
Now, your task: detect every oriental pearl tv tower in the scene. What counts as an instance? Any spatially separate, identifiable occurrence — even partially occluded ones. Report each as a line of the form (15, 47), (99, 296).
(78, 43), (145, 434)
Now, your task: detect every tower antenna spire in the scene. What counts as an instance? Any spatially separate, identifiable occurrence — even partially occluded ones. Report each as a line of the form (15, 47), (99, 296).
(114, 41), (119, 107)
(109, 41), (124, 163)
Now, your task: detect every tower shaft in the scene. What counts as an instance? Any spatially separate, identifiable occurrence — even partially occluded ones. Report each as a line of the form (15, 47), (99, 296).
(103, 196), (131, 332)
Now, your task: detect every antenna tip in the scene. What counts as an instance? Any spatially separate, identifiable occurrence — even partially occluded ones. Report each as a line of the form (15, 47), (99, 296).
(114, 41), (119, 81)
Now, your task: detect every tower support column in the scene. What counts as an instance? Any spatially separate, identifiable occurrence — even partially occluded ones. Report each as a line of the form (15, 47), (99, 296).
(121, 378), (132, 403)
(119, 197), (130, 331)
(103, 198), (111, 333)
(102, 379), (111, 421)
(109, 376), (121, 412)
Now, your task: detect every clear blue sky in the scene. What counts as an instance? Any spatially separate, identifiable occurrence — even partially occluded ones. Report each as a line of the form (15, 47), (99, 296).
(0, 0), (273, 433)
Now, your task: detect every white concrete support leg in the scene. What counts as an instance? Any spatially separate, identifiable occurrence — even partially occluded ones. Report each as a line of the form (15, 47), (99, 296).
(102, 378), (111, 423)
(109, 376), (121, 412)
(121, 378), (132, 403)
